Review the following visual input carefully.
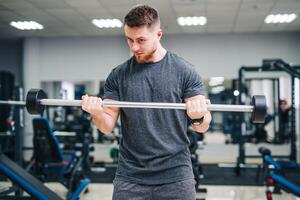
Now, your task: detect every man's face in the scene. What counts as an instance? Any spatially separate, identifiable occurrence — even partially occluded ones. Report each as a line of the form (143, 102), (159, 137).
(280, 101), (289, 111)
(124, 24), (161, 63)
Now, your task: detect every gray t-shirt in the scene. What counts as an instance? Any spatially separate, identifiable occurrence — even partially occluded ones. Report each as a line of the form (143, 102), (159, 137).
(103, 51), (204, 185)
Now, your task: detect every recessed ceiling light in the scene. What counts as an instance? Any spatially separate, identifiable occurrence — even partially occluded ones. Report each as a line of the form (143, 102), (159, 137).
(177, 16), (207, 26)
(92, 19), (123, 28)
(10, 21), (44, 30)
(264, 13), (297, 24)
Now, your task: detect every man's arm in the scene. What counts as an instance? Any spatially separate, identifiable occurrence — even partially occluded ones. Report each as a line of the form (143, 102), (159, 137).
(82, 96), (120, 134)
(185, 95), (212, 133)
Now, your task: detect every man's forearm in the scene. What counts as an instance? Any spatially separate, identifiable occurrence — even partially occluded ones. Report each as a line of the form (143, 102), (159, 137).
(92, 112), (117, 134)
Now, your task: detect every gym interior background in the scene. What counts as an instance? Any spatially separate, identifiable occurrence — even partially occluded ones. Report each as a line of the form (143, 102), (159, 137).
(0, 0), (300, 199)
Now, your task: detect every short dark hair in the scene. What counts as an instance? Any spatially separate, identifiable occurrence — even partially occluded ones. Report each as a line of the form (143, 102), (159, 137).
(124, 5), (159, 28)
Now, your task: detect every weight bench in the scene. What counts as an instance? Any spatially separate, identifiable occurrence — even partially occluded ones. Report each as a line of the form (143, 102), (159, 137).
(0, 153), (90, 200)
(30, 117), (88, 197)
(258, 147), (300, 199)
(31, 117), (76, 174)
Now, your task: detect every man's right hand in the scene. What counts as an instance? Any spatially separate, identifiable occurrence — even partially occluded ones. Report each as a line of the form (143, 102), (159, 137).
(81, 95), (104, 117)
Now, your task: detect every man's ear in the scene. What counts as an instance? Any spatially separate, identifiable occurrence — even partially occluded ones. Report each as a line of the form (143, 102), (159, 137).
(157, 30), (162, 40)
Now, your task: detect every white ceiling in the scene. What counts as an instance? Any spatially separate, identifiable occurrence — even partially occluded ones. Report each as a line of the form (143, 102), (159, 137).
(0, 0), (299, 38)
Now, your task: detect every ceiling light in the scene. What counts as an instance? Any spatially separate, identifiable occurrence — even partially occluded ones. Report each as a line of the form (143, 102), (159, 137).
(92, 19), (123, 28)
(177, 16), (207, 26)
(10, 21), (44, 30)
(264, 13), (297, 24)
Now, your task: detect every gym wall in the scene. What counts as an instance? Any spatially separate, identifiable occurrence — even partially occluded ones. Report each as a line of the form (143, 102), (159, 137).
(22, 32), (300, 91)
(163, 32), (300, 78)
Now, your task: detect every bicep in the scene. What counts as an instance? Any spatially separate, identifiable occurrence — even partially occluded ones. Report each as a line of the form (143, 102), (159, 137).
(184, 95), (205, 103)
(183, 66), (205, 98)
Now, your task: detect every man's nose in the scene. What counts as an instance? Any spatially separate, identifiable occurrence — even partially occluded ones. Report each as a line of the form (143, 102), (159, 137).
(131, 43), (140, 52)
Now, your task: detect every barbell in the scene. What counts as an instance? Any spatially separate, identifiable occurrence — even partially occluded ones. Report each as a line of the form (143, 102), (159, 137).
(0, 88), (267, 123)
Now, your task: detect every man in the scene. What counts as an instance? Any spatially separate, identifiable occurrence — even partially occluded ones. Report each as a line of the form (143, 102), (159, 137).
(82, 5), (211, 200)
(279, 99), (291, 143)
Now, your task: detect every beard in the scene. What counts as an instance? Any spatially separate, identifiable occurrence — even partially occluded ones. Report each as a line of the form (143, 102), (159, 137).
(135, 44), (157, 64)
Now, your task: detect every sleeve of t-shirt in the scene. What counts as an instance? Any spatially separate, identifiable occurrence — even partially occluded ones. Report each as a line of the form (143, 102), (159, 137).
(183, 66), (205, 98)
(102, 69), (119, 101)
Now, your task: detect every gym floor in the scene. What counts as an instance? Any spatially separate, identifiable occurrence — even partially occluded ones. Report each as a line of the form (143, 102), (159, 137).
(54, 184), (298, 200)
(1, 182), (297, 200)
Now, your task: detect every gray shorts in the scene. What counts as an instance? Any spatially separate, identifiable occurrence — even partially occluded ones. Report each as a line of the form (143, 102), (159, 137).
(112, 179), (196, 200)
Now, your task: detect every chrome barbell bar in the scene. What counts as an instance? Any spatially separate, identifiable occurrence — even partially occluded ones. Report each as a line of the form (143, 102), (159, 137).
(0, 99), (253, 112)
(39, 99), (253, 112)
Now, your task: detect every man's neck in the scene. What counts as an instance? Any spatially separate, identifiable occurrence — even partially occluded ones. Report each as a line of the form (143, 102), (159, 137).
(143, 44), (167, 63)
